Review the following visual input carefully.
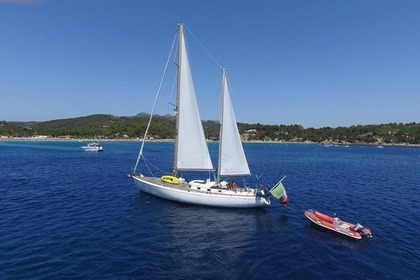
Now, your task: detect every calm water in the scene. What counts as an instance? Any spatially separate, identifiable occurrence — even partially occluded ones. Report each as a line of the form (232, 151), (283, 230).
(1, 141), (419, 279)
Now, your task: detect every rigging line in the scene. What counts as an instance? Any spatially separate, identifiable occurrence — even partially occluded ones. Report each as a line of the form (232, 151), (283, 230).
(142, 156), (154, 178)
(167, 72), (178, 113)
(168, 38), (179, 110)
(133, 32), (178, 174)
(184, 24), (223, 70)
(142, 155), (168, 177)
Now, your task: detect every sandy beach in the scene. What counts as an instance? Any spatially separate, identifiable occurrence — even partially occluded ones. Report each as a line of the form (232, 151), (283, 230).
(1, 136), (419, 147)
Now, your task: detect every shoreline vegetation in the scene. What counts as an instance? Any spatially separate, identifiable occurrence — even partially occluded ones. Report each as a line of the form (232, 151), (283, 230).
(1, 136), (419, 147)
(1, 114), (419, 146)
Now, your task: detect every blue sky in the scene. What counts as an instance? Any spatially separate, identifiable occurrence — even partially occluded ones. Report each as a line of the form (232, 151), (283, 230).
(1, 0), (419, 128)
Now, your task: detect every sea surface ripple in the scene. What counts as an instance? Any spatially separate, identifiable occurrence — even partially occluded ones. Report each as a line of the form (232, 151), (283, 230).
(0, 141), (419, 279)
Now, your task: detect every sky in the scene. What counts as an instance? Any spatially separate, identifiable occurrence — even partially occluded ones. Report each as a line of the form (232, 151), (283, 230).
(1, 0), (419, 128)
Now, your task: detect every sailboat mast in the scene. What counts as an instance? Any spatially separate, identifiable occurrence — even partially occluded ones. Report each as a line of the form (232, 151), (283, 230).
(217, 69), (227, 182)
(173, 23), (183, 177)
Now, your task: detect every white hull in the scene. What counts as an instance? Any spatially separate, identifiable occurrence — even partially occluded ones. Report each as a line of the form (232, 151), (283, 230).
(81, 147), (103, 152)
(131, 175), (270, 208)
(81, 142), (103, 152)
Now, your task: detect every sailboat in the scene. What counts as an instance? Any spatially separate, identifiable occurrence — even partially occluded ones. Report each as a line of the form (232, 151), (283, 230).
(129, 23), (288, 208)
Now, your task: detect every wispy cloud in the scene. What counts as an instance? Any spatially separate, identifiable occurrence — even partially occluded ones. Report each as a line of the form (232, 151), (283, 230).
(0, 0), (43, 4)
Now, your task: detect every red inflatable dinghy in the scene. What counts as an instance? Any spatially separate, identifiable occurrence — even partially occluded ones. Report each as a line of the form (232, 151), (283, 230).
(304, 209), (372, 240)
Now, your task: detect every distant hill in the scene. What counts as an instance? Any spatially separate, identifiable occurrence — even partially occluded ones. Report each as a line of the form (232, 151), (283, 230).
(0, 115), (419, 144)
(8, 121), (40, 125)
(135, 112), (150, 118)
(2, 113), (176, 139)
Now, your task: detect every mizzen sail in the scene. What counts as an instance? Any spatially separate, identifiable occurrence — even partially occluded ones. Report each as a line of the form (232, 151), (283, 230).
(218, 69), (251, 177)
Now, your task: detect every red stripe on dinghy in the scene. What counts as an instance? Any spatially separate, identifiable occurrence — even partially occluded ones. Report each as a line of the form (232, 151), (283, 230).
(314, 211), (334, 224)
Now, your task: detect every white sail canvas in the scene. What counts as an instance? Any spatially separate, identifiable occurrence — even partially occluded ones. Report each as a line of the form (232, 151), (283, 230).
(218, 70), (251, 177)
(176, 25), (213, 171)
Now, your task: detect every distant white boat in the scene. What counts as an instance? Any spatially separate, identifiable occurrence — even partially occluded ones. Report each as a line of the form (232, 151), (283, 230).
(377, 145), (384, 149)
(129, 23), (288, 208)
(81, 142), (103, 152)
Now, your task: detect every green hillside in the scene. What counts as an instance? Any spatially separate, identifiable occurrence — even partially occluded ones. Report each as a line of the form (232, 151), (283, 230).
(1, 115), (419, 144)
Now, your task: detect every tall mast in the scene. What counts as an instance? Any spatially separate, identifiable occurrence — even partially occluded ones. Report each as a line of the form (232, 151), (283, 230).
(217, 69), (227, 182)
(173, 22), (183, 177)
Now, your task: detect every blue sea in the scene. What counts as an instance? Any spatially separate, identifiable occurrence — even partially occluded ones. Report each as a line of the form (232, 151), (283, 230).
(1, 141), (419, 279)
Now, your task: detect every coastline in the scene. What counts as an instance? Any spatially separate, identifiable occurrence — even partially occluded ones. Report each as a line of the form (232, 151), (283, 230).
(1, 136), (419, 147)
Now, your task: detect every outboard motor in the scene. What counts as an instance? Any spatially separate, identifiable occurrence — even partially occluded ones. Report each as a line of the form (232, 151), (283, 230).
(354, 223), (372, 238)
(256, 185), (270, 198)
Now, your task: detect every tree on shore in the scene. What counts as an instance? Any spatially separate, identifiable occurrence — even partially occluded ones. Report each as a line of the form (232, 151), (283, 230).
(1, 115), (418, 144)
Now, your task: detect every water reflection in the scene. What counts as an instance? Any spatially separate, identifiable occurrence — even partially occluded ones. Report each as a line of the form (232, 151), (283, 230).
(128, 193), (290, 278)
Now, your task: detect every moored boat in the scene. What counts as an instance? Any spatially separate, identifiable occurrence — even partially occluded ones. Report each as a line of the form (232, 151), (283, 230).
(81, 142), (103, 152)
(304, 209), (372, 240)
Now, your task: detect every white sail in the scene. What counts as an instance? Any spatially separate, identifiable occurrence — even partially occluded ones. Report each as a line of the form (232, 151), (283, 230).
(218, 69), (251, 177)
(175, 24), (213, 171)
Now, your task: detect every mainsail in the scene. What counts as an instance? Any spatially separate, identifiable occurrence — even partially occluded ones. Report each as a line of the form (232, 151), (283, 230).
(175, 24), (213, 172)
(218, 69), (251, 178)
